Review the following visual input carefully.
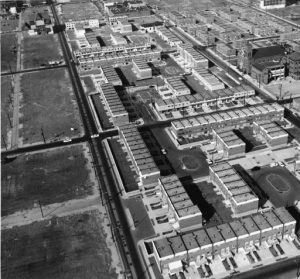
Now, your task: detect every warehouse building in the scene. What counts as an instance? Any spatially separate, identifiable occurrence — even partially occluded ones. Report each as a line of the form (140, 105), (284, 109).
(209, 162), (259, 216)
(132, 58), (152, 79)
(101, 64), (122, 86)
(159, 175), (203, 232)
(100, 83), (128, 126)
(151, 207), (296, 274)
(118, 124), (160, 186)
(170, 103), (284, 140)
(253, 121), (288, 147)
(212, 129), (246, 158)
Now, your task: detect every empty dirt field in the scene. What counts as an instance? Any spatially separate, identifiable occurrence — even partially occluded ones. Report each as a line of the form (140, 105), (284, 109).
(22, 34), (64, 69)
(1, 210), (119, 279)
(19, 68), (83, 145)
(1, 76), (14, 149)
(1, 143), (95, 216)
(1, 33), (18, 73)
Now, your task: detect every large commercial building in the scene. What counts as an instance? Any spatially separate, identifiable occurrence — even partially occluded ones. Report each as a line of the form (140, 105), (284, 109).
(151, 207), (296, 274)
(100, 83), (129, 126)
(209, 162), (259, 216)
(253, 121), (288, 147)
(118, 124), (160, 186)
(158, 175), (203, 232)
(170, 103), (284, 140)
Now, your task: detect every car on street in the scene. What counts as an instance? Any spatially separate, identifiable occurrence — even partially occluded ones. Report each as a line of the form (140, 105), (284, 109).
(63, 137), (72, 143)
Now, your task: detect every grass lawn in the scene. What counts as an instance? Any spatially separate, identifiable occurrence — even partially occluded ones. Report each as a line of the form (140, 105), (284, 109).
(22, 34), (63, 69)
(1, 144), (95, 216)
(1, 210), (119, 279)
(20, 68), (83, 145)
(1, 33), (17, 73)
(1, 76), (14, 149)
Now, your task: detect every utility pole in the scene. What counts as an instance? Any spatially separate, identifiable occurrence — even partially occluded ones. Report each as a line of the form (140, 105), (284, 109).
(7, 112), (12, 128)
(38, 200), (44, 218)
(41, 127), (46, 143)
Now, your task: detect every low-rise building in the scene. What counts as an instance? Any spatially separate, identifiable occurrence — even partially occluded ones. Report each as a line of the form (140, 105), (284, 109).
(192, 67), (225, 91)
(253, 121), (288, 147)
(170, 103), (284, 139)
(164, 77), (190, 96)
(150, 207), (296, 275)
(286, 51), (300, 80)
(101, 64), (122, 86)
(119, 124), (160, 186)
(209, 162), (259, 216)
(177, 44), (209, 68)
(133, 58), (152, 79)
(155, 26), (182, 47)
(213, 129), (246, 158)
(100, 83), (128, 126)
(159, 175), (202, 232)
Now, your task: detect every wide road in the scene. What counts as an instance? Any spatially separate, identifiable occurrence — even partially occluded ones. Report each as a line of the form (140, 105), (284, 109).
(1, 64), (66, 76)
(1, 128), (118, 157)
(49, 2), (142, 278)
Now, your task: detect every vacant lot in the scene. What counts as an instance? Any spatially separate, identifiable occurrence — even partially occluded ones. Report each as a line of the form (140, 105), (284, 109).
(22, 34), (63, 69)
(20, 68), (83, 145)
(1, 76), (14, 149)
(1, 17), (19, 32)
(1, 144), (95, 216)
(265, 78), (300, 99)
(1, 33), (17, 73)
(1, 210), (119, 279)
